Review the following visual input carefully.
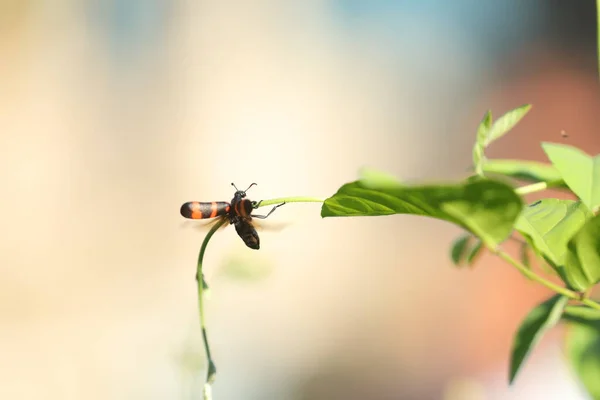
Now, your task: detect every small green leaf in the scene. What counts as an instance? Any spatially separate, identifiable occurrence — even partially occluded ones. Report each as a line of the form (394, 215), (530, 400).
(485, 104), (532, 146)
(520, 232), (567, 281)
(520, 232), (542, 261)
(473, 110), (492, 176)
(563, 214), (600, 291)
(542, 142), (600, 211)
(564, 320), (600, 399)
(542, 256), (574, 290)
(450, 235), (484, 268)
(450, 235), (471, 266)
(466, 239), (483, 265)
(477, 110), (493, 143)
(519, 241), (531, 269)
(563, 306), (600, 324)
(207, 359), (217, 383)
(509, 295), (569, 384)
(199, 273), (209, 290)
(481, 159), (565, 186)
(322, 176), (522, 247)
(515, 199), (593, 267)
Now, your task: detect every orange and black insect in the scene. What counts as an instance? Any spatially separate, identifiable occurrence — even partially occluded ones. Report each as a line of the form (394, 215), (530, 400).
(180, 183), (284, 250)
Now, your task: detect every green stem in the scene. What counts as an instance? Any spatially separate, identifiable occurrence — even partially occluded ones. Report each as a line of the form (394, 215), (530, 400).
(491, 247), (600, 311)
(196, 218), (226, 397)
(255, 196), (324, 208)
(514, 180), (563, 196)
(581, 298), (600, 311)
(193, 195), (322, 397)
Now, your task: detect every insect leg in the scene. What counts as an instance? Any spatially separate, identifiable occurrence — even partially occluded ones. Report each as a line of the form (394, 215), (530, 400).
(251, 202), (286, 219)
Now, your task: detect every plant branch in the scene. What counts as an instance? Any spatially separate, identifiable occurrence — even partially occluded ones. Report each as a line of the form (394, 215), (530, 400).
(196, 218), (227, 399)
(191, 195), (321, 398)
(491, 246), (600, 311)
(256, 196), (324, 208)
(514, 180), (563, 196)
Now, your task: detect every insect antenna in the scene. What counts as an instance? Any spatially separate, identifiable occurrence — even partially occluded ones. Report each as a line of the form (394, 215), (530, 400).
(231, 182), (258, 193)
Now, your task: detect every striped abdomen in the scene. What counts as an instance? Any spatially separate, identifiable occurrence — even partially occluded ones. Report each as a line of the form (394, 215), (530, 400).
(234, 219), (259, 249)
(180, 201), (230, 219)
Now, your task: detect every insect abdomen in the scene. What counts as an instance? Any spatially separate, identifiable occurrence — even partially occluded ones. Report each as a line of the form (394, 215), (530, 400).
(180, 201), (230, 219)
(234, 220), (260, 249)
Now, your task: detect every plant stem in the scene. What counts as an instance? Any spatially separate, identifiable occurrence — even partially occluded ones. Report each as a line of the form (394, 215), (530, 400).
(256, 196), (324, 208)
(491, 247), (600, 311)
(582, 297), (600, 310)
(514, 180), (563, 196)
(192, 195), (322, 397)
(196, 218), (227, 398)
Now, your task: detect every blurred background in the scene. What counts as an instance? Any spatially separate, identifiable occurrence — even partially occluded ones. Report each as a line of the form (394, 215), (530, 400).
(1, 1), (599, 399)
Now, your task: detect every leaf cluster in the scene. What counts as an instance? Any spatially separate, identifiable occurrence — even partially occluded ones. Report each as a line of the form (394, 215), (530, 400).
(321, 105), (600, 397)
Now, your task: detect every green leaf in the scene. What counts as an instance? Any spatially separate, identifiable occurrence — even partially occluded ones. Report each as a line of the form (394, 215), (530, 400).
(542, 256), (573, 290)
(322, 177), (523, 247)
(450, 235), (471, 266)
(473, 110), (492, 176)
(509, 295), (569, 384)
(477, 110), (493, 143)
(565, 320), (600, 399)
(520, 231), (568, 282)
(515, 199), (593, 267)
(485, 104), (532, 146)
(200, 273), (209, 290)
(450, 235), (484, 268)
(563, 214), (600, 291)
(481, 159), (565, 186)
(542, 142), (600, 211)
(563, 306), (600, 325)
(207, 358), (217, 383)
(520, 232), (542, 261)
(466, 239), (483, 265)
(472, 105), (532, 177)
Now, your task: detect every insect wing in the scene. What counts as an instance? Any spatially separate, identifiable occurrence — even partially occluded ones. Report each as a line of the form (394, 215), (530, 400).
(181, 215), (230, 232)
(250, 218), (289, 232)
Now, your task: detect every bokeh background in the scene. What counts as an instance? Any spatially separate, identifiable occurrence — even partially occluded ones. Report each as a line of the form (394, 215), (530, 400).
(1, 1), (600, 399)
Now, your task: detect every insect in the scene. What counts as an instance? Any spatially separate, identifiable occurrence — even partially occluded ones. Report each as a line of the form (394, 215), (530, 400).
(180, 183), (285, 249)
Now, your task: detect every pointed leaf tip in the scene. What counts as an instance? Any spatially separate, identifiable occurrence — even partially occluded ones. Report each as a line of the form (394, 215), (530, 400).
(542, 142), (600, 212)
(450, 235), (471, 266)
(486, 104), (532, 146)
(509, 295), (568, 384)
(565, 320), (600, 399)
